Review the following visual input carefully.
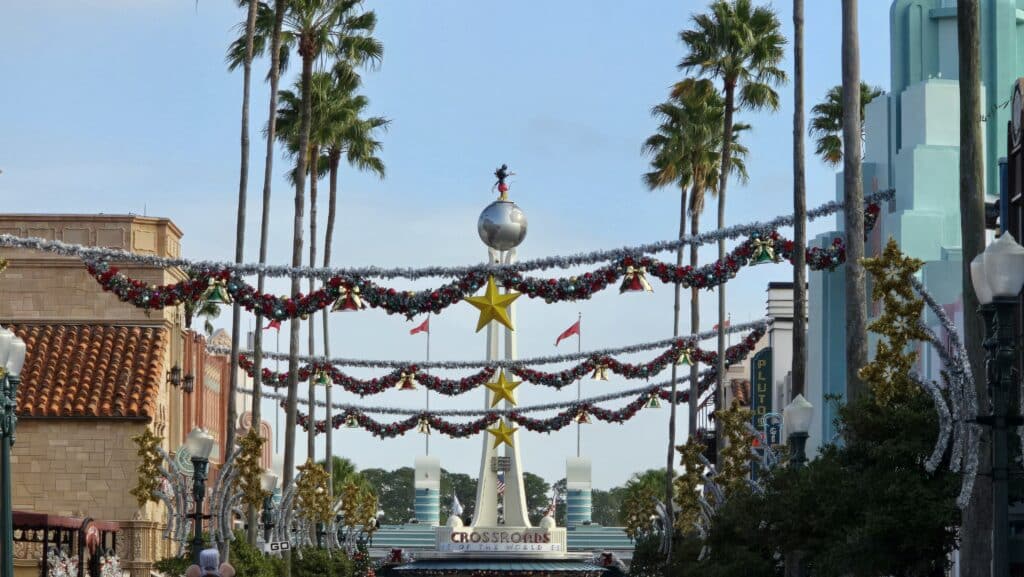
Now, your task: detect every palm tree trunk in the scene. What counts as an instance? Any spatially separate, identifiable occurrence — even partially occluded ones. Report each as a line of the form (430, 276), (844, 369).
(307, 144), (318, 460)
(791, 0), (807, 401)
(226, 0), (257, 548)
(689, 209), (700, 435)
(956, 1), (991, 574)
(841, 0), (867, 403)
(322, 150), (340, 500)
(716, 82), (736, 460)
(664, 181), (688, 571)
(285, 43), (314, 511)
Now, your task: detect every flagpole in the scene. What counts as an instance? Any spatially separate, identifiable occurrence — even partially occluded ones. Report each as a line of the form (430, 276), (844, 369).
(576, 312), (582, 459)
(425, 313), (431, 456)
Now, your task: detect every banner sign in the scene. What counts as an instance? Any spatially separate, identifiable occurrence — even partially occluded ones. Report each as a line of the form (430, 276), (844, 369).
(263, 541), (291, 554)
(751, 347), (772, 427)
(439, 529), (563, 553)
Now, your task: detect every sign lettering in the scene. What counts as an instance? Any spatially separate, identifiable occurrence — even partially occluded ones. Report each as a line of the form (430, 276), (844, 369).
(750, 348), (772, 428)
(440, 530), (562, 553)
(263, 541), (291, 554)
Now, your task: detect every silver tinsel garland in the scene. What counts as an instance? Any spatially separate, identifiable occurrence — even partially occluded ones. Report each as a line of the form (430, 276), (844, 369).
(210, 318), (769, 369)
(240, 369), (711, 417)
(0, 191), (892, 280)
(911, 279), (980, 508)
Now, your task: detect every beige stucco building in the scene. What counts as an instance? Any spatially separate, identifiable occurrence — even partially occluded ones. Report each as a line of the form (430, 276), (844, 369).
(0, 214), (270, 577)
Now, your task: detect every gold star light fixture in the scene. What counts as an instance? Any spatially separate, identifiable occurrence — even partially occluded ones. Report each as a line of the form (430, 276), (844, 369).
(485, 370), (521, 407)
(465, 276), (521, 332)
(487, 419), (518, 449)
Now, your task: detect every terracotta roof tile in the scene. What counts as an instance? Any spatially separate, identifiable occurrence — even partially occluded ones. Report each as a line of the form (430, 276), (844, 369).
(11, 324), (167, 419)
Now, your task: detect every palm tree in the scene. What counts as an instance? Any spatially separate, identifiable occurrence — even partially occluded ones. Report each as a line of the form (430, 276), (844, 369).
(318, 456), (369, 496)
(278, 0), (382, 507)
(808, 83), (883, 167)
(957, 1), (989, 574)
(788, 6), (807, 576)
(276, 72), (383, 462)
(319, 75), (387, 498)
(841, 0), (868, 402)
(225, 2), (258, 550)
(184, 297), (222, 337)
(644, 81), (750, 569)
(642, 77), (718, 554)
(225, 1), (287, 530)
(276, 79), (329, 461)
(679, 0), (786, 440)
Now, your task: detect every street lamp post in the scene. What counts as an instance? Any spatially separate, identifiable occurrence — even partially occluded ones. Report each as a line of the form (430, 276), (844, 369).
(261, 470), (278, 546)
(185, 428), (216, 564)
(784, 394), (814, 470)
(969, 233), (1024, 577)
(782, 394), (813, 577)
(0, 329), (27, 577)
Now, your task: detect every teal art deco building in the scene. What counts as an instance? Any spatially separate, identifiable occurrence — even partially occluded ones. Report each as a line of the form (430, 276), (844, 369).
(806, 0), (1023, 457)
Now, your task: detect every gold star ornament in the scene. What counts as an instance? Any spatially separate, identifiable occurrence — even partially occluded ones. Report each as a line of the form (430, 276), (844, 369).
(465, 276), (520, 332)
(486, 370), (521, 407)
(487, 419), (518, 449)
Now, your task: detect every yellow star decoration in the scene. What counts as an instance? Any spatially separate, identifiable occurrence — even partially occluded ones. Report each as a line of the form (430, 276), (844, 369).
(295, 459), (333, 524)
(487, 419), (518, 449)
(465, 276), (520, 332)
(859, 238), (928, 406)
(486, 370), (521, 407)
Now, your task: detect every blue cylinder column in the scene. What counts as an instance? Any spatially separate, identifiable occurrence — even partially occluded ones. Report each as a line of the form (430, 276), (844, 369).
(565, 457), (592, 526)
(414, 487), (440, 525)
(566, 488), (592, 526)
(414, 456), (441, 526)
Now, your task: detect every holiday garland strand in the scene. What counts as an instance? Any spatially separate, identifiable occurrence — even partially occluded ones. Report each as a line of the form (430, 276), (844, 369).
(84, 230), (849, 320)
(290, 380), (695, 438)
(247, 353), (747, 439)
(0, 192), (892, 280)
(238, 325), (766, 395)
(210, 318), (768, 369)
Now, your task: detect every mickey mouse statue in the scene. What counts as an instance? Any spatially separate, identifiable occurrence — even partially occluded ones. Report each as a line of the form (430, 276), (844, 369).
(185, 548), (235, 577)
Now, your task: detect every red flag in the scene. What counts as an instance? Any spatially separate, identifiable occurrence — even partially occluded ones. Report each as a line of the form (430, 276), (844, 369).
(555, 320), (581, 346)
(410, 317), (430, 335)
(713, 320), (730, 331)
(264, 319), (281, 331)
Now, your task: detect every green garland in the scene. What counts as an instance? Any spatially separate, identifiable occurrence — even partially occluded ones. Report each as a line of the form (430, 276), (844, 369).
(860, 238), (928, 406)
(715, 403), (755, 499)
(236, 429), (269, 508)
(129, 428), (163, 509)
(296, 459), (333, 524)
(673, 440), (705, 533)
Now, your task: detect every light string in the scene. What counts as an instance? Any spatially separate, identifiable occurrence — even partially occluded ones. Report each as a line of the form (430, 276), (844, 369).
(0, 190), (893, 280)
(209, 318), (769, 368)
(237, 325), (766, 395)
(84, 230), (849, 320)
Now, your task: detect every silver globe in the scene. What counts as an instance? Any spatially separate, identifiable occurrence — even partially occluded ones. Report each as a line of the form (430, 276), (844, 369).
(478, 200), (528, 251)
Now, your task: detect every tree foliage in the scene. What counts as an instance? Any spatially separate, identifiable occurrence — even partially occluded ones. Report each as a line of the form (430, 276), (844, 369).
(809, 82), (883, 167)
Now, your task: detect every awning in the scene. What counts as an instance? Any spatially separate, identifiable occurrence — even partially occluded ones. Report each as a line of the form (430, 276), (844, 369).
(391, 559), (610, 576)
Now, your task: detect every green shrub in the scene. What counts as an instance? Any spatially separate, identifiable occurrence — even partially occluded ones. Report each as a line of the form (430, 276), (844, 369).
(228, 531), (285, 577)
(153, 554), (191, 577)
(292, 547), (353, 577)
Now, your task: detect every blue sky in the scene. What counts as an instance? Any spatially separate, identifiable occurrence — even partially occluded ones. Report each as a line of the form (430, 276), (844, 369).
(0, 1), (893, 489)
